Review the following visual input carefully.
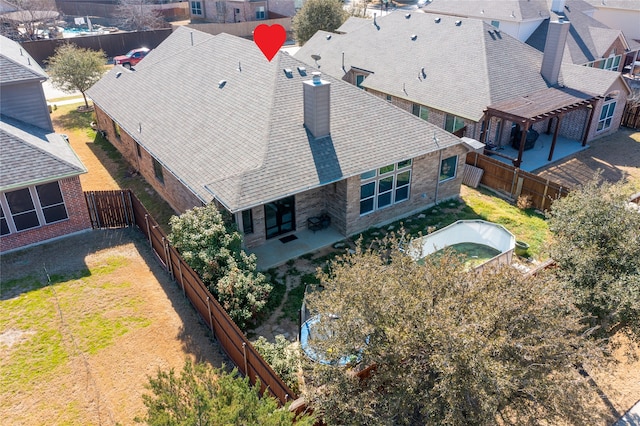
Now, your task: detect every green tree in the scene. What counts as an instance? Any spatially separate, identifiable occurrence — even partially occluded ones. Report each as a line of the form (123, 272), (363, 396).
(253, 335), (302, 395)
(168, 203), (271, 330)
(46, 43), (106, 108)
(293, 0), (348, 45)
(303, 240), (606, 425)
(548, 176), (640, 340)
(138, 359), (314, 425)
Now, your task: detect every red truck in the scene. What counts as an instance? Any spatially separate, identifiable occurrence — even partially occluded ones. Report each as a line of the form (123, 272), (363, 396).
(113, 48), (150, 69)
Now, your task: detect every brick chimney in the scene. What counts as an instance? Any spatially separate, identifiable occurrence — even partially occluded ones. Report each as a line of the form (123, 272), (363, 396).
(541, 18), (570, 86)
(303, 72), (331, 138)
(550, 0), (566, 13)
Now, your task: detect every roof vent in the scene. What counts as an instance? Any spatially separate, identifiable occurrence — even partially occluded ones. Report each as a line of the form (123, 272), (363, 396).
(297, 66), (307, 76)
(218, 80), (227, 88)
(284, 68), (293, 78)
(405, 13), (411, 18)
(326, 34), (332, 40)
(421, 67), (426, 79)
(237, 61), (242, 72)
(312, 71), (322, 84)
(434, 17), (441, 23)
(481, 9), (484, 13)
(510, 10), (515, 17)
(411, 34), (417, 40)
(455, 20), (462, 26)
(116, 71), (122, 78)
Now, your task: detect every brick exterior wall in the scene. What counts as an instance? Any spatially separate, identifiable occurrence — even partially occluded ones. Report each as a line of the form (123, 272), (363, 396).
(94, 106), (200, 215)
(367, 89), (481, 139)
(0, 176), (92, 253)
(94, 107), (466, 249)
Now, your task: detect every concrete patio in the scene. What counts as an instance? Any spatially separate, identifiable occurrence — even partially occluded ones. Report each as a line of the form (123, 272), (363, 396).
(488, 133), (589, 172)
(248, 226), (345, 270)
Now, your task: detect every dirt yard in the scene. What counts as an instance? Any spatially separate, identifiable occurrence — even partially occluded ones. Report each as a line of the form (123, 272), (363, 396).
(0, 229), (227, 425)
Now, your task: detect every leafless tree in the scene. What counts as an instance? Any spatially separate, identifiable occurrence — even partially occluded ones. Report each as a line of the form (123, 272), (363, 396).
(0, 0), (58, 41)
(114, 0), (166, 32)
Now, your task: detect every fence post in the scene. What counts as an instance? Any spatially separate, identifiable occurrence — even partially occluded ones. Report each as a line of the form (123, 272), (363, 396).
(242, 342), (249, 376)
(510, 169), (518, 198)
(474, 152), (478, 167)
(127, 190), (135, 226)
(145, 214), (151, 247)
(206, 296), (215, 339)
(541, 178), (550, 211)
(514, 177), (524, 200)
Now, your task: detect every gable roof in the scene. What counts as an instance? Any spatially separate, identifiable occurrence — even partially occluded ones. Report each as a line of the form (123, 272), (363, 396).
(526, 1), (628, 64)
(0, 35), (47, 85)
(582, 0), (640, 10)
(0, 116), (87, 191)
(87, 27), (463, 213)
(295, 12), (625, 123)
(421, 0), (551, 22)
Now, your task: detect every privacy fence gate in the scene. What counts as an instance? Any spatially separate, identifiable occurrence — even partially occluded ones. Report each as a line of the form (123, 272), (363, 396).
(84, 190), (297, 406)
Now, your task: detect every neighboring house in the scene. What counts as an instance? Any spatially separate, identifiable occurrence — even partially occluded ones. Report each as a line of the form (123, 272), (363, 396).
(583, 0), (640, 41)
(421, 0), (639, 70)
(295, 12), (631, 167)
(87, 27), (470, 250)
(189, 0), (293, 22)
(0, 36), (91, 253)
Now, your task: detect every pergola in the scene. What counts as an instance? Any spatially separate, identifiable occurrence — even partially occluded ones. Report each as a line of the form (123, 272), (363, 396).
(481, 86), (601, 167)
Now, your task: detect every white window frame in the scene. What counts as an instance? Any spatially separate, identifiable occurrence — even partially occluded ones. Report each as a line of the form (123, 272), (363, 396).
(0, 182), (69, 234)
(597, 95), (617, 132)
(360, 160), (412, 216)
(603, 54), (621, 71)
(191, 1), (203, 16)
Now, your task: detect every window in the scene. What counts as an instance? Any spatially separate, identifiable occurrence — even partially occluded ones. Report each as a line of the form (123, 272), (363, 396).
(5, 188), (40, 231)
(242, 209), (254, 234)
(597, 95), (617, 132)
(153, 158), (164, 184)
(191, 1), (202, 16)
(356, 74), (365, 89)
(439, 156), (457, 182)
(360, 160), (412, 215)
(445, 114), (465, 133)
(0, 204), (9, 236)
(491, 20), (500, 28)
(36, 182), (68, 224)
(113, 121), (121, 140)
(603, 55), (621, 71)
(386, 94), (392, 102)
(256, 6), (265, 19)
(412, 104), (429, 121)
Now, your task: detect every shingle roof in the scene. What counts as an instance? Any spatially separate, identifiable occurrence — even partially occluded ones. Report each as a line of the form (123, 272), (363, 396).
(0, 35), (47, 85)
(87, 27), (463, 213)
(526, 1), (627, 64)
(582, 0), (640, 10)
(336, 17), (370, 33)
(295, 12), (624, 123)
(0, 116), (87, 191)
(421, 0), (551, 21)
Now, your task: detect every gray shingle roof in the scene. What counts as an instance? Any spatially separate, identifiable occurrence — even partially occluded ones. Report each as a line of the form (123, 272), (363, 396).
(421, 0), (551, 21)
(87, 27), (463, 213)
(0, 35), (47, 85)
(526, 1), (627, 64)
(0, 116), (87, 191)
(582, 0), (640, 10)
(295, 12), (624, 123)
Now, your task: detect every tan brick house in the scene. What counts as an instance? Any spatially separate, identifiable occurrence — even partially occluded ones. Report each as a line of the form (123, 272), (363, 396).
(0, 36), (91, 253)
(296, 11), (631, 169)
(88, 27), (470, 250)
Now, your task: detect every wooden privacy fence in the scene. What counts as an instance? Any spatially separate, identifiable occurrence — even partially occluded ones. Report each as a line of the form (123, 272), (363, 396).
(85, 190), (297, 406)
(85, 190), (135, 228)
(621, 102), (640, 130)
(466, 152), (570, 211)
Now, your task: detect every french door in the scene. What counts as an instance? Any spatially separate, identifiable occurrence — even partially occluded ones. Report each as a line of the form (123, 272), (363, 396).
(264, 196), (295, 239)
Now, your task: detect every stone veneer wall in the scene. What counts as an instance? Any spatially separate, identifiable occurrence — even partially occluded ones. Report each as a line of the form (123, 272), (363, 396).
(0, 176), (92, 253)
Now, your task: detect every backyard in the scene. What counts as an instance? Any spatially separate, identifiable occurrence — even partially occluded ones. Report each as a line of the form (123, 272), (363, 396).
(3, 101), (636, 423)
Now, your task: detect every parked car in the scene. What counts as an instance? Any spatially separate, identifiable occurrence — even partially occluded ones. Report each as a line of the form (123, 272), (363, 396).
(114, 47), (150, 69)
